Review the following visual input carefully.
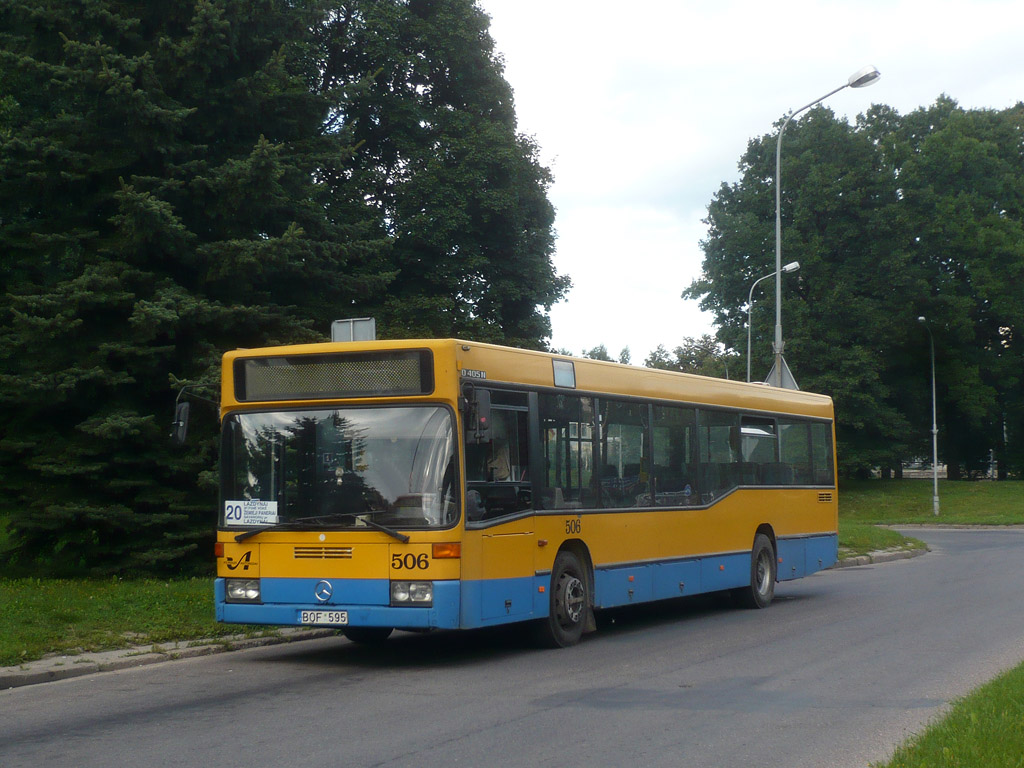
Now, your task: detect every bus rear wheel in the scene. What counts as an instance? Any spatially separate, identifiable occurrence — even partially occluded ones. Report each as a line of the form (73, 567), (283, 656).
(733, 533), (776, 609)
(536, 551), (588, 648)
(343, 627), (393, 645)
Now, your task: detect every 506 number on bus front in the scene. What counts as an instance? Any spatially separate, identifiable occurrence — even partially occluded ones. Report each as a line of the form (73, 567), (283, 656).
(392, 553), (429, 571)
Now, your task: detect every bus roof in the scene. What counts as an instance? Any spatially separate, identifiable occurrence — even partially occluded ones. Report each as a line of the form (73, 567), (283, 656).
(223, 338), (834, 420)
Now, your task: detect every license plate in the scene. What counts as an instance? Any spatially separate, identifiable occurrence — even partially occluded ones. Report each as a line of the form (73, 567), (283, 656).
(300, 610), (348, 626)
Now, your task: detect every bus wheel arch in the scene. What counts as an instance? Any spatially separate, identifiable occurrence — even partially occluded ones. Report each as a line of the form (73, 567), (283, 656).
(560, 539), (595, 615)
(536, 540), (594, 647)
(733, 528), (777, 610)
(755, 523), (777, 563)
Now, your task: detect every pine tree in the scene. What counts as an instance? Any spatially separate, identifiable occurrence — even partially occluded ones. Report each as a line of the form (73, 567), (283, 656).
(0, 0), (567, 574)
(0, 0), (391, 574)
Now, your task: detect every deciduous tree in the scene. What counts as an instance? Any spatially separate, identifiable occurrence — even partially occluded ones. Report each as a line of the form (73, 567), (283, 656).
(315, 0), (569, 348)
(686, 99), (1023, 477)
(644, 337), (738, 380)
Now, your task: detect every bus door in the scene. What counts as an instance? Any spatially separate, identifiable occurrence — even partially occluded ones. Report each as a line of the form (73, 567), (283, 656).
(461, 389), (537, 625)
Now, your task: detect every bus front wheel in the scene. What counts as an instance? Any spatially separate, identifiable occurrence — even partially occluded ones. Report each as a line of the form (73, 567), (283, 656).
(537, 551), (589, 648)
(733, 533), (776, 609)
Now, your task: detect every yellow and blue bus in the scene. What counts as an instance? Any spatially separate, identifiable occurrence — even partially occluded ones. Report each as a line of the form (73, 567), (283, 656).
(215, 338), (837, 646)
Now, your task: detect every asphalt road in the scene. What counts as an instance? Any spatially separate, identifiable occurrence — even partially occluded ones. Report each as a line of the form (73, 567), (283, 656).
(3, 528), (1023, 768)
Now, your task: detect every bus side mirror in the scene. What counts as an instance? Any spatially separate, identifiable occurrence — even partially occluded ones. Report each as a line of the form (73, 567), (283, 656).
(172, 401), (190, 444)
(464, 386), (491, 444)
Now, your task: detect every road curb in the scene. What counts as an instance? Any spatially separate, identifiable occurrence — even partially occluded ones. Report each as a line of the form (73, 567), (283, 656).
(0, 628), (338, 691)
(833, 547), (928, 569)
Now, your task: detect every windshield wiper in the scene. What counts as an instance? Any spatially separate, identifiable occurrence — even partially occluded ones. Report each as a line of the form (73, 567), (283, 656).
(234, 515), (320, 543)
(352, 514), (410, 543)
(233, 512), (409, 543)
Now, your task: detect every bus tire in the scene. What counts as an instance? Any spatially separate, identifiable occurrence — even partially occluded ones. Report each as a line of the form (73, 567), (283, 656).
(536, 551), (589, 648)
(343, 627), (393, 645)
(733, 533), (776, 609)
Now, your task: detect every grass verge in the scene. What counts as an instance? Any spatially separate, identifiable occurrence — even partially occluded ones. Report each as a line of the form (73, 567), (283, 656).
(840, 478), (1024, 525)
(836, 479), (1023, 559)
(873, 660), (1024, 768)
(0, 577), (261, 668)
(837, 519), (927, 559)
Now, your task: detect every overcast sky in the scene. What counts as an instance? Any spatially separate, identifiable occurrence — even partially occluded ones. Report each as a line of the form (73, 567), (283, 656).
(475, 0), (1024, 362)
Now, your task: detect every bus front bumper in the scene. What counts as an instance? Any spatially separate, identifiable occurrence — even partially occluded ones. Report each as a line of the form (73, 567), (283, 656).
(215, 578), (461, 630)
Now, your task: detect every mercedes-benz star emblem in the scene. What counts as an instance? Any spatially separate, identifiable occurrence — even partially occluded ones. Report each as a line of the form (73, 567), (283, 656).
(314, 580), (333, 602)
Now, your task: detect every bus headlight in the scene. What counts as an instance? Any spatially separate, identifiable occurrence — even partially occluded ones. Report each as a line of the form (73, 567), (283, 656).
(391, 581), (433, 606)
(225, 578), (261, 603)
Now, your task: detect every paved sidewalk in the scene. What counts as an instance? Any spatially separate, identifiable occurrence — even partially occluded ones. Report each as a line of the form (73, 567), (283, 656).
(0, 628), (337, 690)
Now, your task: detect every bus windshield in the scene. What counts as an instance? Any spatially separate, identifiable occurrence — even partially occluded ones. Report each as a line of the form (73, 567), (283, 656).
(221, 406), (457, 530)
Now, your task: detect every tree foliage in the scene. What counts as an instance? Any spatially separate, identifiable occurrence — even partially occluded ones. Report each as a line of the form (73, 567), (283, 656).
(315, 0), (569, 348)
(0, 0), (563, 574)
(645, 336), (738, 380)
(686, 98), (1024, 477)
(575, 345), (632, 364)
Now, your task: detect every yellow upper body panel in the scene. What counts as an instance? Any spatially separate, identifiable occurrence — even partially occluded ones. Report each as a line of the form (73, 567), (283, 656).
(218, 338), (837, 585)
(221, 338), (833, 420)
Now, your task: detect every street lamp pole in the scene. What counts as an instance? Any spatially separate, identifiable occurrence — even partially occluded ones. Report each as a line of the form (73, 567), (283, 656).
(773, 65), (881, 387)
(918, 316), (940, 516)
(748, 261), (799, 383)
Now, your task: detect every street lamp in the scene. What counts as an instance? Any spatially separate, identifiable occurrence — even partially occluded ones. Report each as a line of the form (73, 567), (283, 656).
(748, 261), (800, 382)
(917, 316), (940, 516)
(772, 65), (881, 387)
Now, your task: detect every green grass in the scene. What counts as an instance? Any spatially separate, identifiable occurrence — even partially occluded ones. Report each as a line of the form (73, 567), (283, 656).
(0, 577), (263, 667)
(837, 519), (927, 559)
(836, 479), (1023, 559)
(873, 660), (1024, 768)
(840, 478), (1024, 525)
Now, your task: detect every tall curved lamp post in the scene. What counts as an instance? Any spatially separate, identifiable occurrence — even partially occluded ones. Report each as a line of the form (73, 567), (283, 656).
(748, 261), (799, 382)
(918, 316), (940, 515)
(772, 65), (881, 387)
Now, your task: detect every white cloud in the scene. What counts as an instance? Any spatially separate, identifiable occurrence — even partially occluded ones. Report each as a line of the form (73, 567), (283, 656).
(479, 0), (1024, 360)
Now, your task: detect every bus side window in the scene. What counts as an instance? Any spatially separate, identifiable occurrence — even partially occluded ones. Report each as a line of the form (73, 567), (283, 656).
(600, 399), (650, 508)
(496, 408), (531, 481)
(779, 419), (811, 484)
(539, 393), (595, 510)
(810, 422), (835, 485)
(652, 405), (697, 506)
(739, 415), (779, 485)
(698, 410), (740, 502)
(466, 402), (531, 520)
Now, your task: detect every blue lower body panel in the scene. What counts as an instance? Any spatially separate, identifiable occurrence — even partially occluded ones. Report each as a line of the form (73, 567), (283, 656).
(593, 551), (751, 608)
(587, 533), (837, 607)
(217, 534), (837, 630)
(460, 576), (548, 628)
(456, 534), (837, 626)
(216, 578), (460, 630)
(777, 533), (838, 581)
